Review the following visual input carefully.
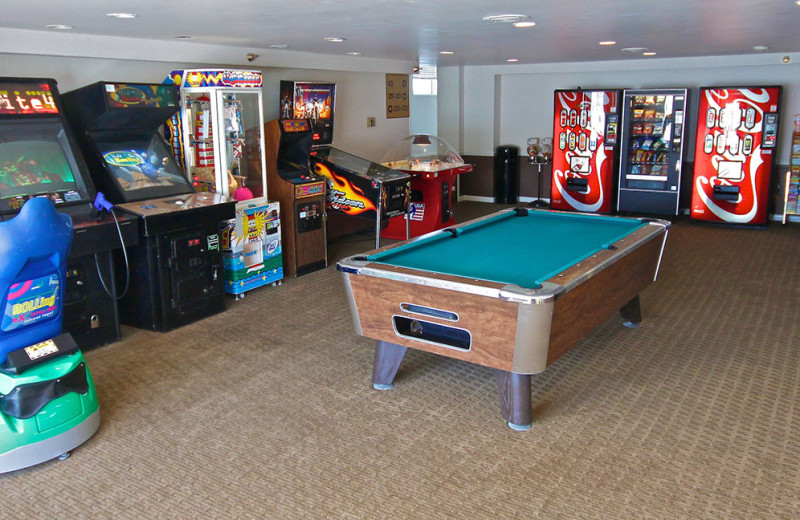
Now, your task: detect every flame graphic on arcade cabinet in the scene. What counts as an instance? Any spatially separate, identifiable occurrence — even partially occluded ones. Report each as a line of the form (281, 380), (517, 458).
(314, 162), (376, 215)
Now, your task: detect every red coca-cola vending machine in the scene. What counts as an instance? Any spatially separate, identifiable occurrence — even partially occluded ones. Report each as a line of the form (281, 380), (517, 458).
(551, 89), (621, 213)
(690, 86), (782, 225)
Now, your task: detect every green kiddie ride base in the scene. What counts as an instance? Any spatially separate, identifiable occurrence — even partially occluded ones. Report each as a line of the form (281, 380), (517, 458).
(0, 349), (100, 473)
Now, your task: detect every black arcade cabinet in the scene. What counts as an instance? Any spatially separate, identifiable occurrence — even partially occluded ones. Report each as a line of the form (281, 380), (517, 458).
(264, 118), (327, 277)
(0, 77), (138, 350)
(62, 82), (235, 332)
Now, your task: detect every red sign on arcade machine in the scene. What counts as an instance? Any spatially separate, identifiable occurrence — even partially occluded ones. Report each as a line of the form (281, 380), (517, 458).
(551, 89), (621, 214)
(691, 86), (782, 225)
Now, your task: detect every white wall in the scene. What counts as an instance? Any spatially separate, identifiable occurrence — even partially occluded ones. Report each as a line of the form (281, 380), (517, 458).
(0, 29), (414, 163)
(441, 53), (800, 164)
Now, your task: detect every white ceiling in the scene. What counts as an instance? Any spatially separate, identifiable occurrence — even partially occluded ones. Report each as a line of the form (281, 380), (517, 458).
(3, 0), (800, 68)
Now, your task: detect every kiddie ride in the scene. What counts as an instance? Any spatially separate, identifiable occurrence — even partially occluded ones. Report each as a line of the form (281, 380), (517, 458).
(0, 197), (100, 473)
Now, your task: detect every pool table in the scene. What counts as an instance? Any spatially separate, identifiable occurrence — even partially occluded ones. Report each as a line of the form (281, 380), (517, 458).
(337, 208), (670, 430)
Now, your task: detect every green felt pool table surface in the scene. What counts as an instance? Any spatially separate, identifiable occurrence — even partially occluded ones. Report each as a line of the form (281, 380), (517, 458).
(366, 209), (647, 289)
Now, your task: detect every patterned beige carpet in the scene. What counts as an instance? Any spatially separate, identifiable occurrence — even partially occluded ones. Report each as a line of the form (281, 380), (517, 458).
(3, 202), (799, 519)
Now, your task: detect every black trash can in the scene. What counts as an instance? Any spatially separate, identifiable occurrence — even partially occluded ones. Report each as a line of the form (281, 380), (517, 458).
(493, 145), (519, 204)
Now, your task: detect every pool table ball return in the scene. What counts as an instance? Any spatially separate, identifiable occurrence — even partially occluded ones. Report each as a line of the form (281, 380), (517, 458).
(338, 208), (670, 430)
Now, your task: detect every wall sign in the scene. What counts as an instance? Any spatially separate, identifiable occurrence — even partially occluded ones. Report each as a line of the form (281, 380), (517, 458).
(385, 74), (409, 119)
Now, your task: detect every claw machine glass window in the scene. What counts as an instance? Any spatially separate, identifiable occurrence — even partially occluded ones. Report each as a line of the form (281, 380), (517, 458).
(165, 70), (267, 200)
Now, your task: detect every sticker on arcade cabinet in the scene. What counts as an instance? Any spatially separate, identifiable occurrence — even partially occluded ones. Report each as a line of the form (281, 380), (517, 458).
(409, 202), (425, 221)
(24, 339), (59, 360)
(207, 234), (220, 251)
(2, 274), (60, 332)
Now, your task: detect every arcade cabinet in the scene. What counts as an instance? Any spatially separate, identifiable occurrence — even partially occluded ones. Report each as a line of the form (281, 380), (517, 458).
(62, 82), (235, 332)
(311, 146), (410, 248)
(264, 119), (327, 277)
(381, 134), (472, 239)
(0, 197), (100, 473)
(166, 69), (283, 295)
(0, 77), (138, 350)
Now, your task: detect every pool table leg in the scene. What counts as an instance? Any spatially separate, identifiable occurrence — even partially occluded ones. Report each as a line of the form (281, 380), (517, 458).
(372, 340), (408, 390)
(620, 295), (642, 329)
(495, 370), (532, 431)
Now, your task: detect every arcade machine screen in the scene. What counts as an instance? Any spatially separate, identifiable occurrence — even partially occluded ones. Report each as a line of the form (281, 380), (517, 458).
(92, 132), (191, 198)
(0, 123), (91, 215)
(280, 81), (335, 146)
(0, 80), (92, 217)
(277, 119), (314, 174)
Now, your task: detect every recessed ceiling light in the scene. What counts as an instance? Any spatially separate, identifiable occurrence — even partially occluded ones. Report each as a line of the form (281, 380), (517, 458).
(599, 41), (616, 46)
(440, 51), (454, 55)
(621, 47), (648, 53)
(513, 21), (536, 28)
(753, 45), (770, 51)
(174, 35), (192, 40)
(324, 37), (346, 43)
(346, 52), (362, 56)
(507, 58), (519, 62)
(483, 14), (530, 24)
(270, 44), (288, 49)
(46, 24), (73, 30)
(643, 51), (657, 56)
(106, 12), (138, 19)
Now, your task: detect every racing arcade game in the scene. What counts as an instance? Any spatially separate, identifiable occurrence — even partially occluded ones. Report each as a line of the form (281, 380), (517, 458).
(62, 82), (235, 332)
(0, 77), (138, 350)
(264, 118), (326, 277)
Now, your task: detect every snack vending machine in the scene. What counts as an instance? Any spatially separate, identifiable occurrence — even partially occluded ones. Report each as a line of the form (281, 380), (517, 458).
(617, 89), (688, 216)
(690, 86), (782, 225)
(551, 89), (621, 213)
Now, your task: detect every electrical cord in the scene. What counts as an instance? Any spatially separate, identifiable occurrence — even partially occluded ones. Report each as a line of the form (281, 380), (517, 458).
(92, 207), (130, 300)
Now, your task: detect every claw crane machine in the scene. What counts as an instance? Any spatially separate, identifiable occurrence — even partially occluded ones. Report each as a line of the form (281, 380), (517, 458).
(166, 69), (283, 296)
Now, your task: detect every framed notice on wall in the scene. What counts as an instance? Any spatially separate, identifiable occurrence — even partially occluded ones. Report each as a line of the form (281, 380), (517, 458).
(385, 74), (409, 119)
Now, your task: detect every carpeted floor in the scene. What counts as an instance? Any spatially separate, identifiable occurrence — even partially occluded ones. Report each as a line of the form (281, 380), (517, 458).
(3, 202), (799, 519)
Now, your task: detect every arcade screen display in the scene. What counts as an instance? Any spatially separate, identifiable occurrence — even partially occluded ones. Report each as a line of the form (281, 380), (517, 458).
(277, 119), (314, 174)
(280, 81), (335, 146)
(91, 132), (192, 199)
(0, 121), (92, 215)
